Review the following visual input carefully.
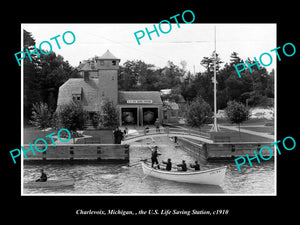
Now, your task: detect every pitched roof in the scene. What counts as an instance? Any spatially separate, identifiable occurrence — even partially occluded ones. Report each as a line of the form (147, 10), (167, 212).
(99, 50), (120, 60)
(57, 78), (100, 112)
(118, 91), (163, 105)
(72, 87), (82, 95)
(77, 50), (120, 71)
(57, 79), (163, 112)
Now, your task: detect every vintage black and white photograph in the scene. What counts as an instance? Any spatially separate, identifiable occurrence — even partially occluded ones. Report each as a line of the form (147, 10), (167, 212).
(21, 23), (276, 195)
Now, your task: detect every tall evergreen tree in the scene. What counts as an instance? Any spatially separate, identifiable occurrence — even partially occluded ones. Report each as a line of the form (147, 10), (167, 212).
(23, 29), (80, 123)
(23, 30), (41, 122)
(100, 98), (119, 129)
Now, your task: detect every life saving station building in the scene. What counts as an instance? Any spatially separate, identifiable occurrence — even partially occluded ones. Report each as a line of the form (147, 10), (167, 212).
(57, 50), (163, 126)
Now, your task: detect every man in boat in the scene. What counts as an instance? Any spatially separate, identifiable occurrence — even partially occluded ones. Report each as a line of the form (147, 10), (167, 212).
(177, 160), (187, 171)
(35, 169), (47, 182)
(162, 158), (172, 171)
(190, 161), (200, 171)
(151, 146), (161, 169)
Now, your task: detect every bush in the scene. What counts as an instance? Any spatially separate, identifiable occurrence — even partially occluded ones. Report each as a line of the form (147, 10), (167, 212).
(91, 112), (100, 128)
(185, 96), (213, 127)
(58, 101), (88, 132)
(225, 100), (250, 132)
(29, 102), (52, 130)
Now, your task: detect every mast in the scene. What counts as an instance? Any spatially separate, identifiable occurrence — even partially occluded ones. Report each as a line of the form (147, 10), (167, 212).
(211, 25), (220, 132)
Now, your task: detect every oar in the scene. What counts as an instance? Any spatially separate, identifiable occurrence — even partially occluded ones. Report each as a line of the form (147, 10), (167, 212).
(128, 162), (141, 167)
(122, 159), (148, 169)
(141, 167), (153, 182)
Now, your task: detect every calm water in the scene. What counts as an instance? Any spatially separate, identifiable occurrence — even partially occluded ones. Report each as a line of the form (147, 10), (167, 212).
(23, 136), (275, 195)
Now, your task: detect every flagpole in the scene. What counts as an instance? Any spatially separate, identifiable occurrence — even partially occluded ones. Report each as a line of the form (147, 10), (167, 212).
(211, 25), (219, 132)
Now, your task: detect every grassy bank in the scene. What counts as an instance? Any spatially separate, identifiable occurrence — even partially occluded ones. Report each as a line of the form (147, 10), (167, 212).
(23, 126), (59, 144)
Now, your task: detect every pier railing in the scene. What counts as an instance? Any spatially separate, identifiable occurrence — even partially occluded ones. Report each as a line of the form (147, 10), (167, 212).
(124, 127), (210, 141)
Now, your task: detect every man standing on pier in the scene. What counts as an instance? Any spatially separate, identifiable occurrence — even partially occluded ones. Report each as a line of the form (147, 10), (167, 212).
(113, 127), (124, 144)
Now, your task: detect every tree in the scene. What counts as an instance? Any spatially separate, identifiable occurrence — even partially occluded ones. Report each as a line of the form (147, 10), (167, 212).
(29, 102), (52, 131)
(180, 72), (197, 102)
(186, 96), (213, 127)
(38, 52), (79, 111)
(59, 101), (88, 134)
(119, 60), (157, 91)
(100, 99), (119, 129)
(200, 51), (223, 73)
(24, 30), (41, 122)
(23, 29), (80, 123)
(266, 69), (274, 98)
(229, 52), (243, 66)
(118, 65), (138, 91)
(160, 87), (182, 103)
(225, 100), (250, 135)
(225, 76), (245, 101)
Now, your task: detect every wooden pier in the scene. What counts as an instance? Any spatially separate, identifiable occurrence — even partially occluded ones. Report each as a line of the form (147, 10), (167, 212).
(177, 137), (273, 163)
(22, 144), (129, 163)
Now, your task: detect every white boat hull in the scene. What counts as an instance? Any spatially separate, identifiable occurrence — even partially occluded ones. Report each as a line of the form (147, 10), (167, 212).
(24, 179), (74, 188)
(142, 162), (226, 186)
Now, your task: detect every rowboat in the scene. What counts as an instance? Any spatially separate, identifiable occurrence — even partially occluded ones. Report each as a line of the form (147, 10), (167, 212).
(141, 162), (226, 186)
(24, 178), (75, 188)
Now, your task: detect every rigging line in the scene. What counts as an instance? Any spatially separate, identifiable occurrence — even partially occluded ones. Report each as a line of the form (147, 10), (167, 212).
(84, 31), (169, 62)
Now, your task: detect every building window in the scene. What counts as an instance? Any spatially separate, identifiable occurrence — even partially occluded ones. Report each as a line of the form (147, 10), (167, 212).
(100, 60), (104, 66)
(72, 94), (81, 101)
(112, 60), (116, 66)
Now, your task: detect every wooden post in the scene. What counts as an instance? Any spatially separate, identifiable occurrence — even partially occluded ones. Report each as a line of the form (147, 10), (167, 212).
(97, 146), (101, 161)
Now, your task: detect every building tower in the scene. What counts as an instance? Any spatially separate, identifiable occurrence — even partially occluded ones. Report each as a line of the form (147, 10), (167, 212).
(96, 50), (120, 106)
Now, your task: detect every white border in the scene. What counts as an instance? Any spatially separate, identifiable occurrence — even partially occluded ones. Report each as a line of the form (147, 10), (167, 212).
(21, 27), (24, 195)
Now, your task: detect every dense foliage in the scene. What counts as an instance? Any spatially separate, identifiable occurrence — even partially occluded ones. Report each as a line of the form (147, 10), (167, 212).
(58, 101), (88, 132)
(100, 99), (119, 129)
(24, 30), (274, 125)
(29, 102), (52, 130)
(23, 30), (80, 123)
(118, 52), (274, 110)
(185, 96), (213, 127)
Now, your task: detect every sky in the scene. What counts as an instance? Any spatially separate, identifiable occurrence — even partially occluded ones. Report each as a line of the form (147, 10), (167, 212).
(22, 23), (276, 74)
